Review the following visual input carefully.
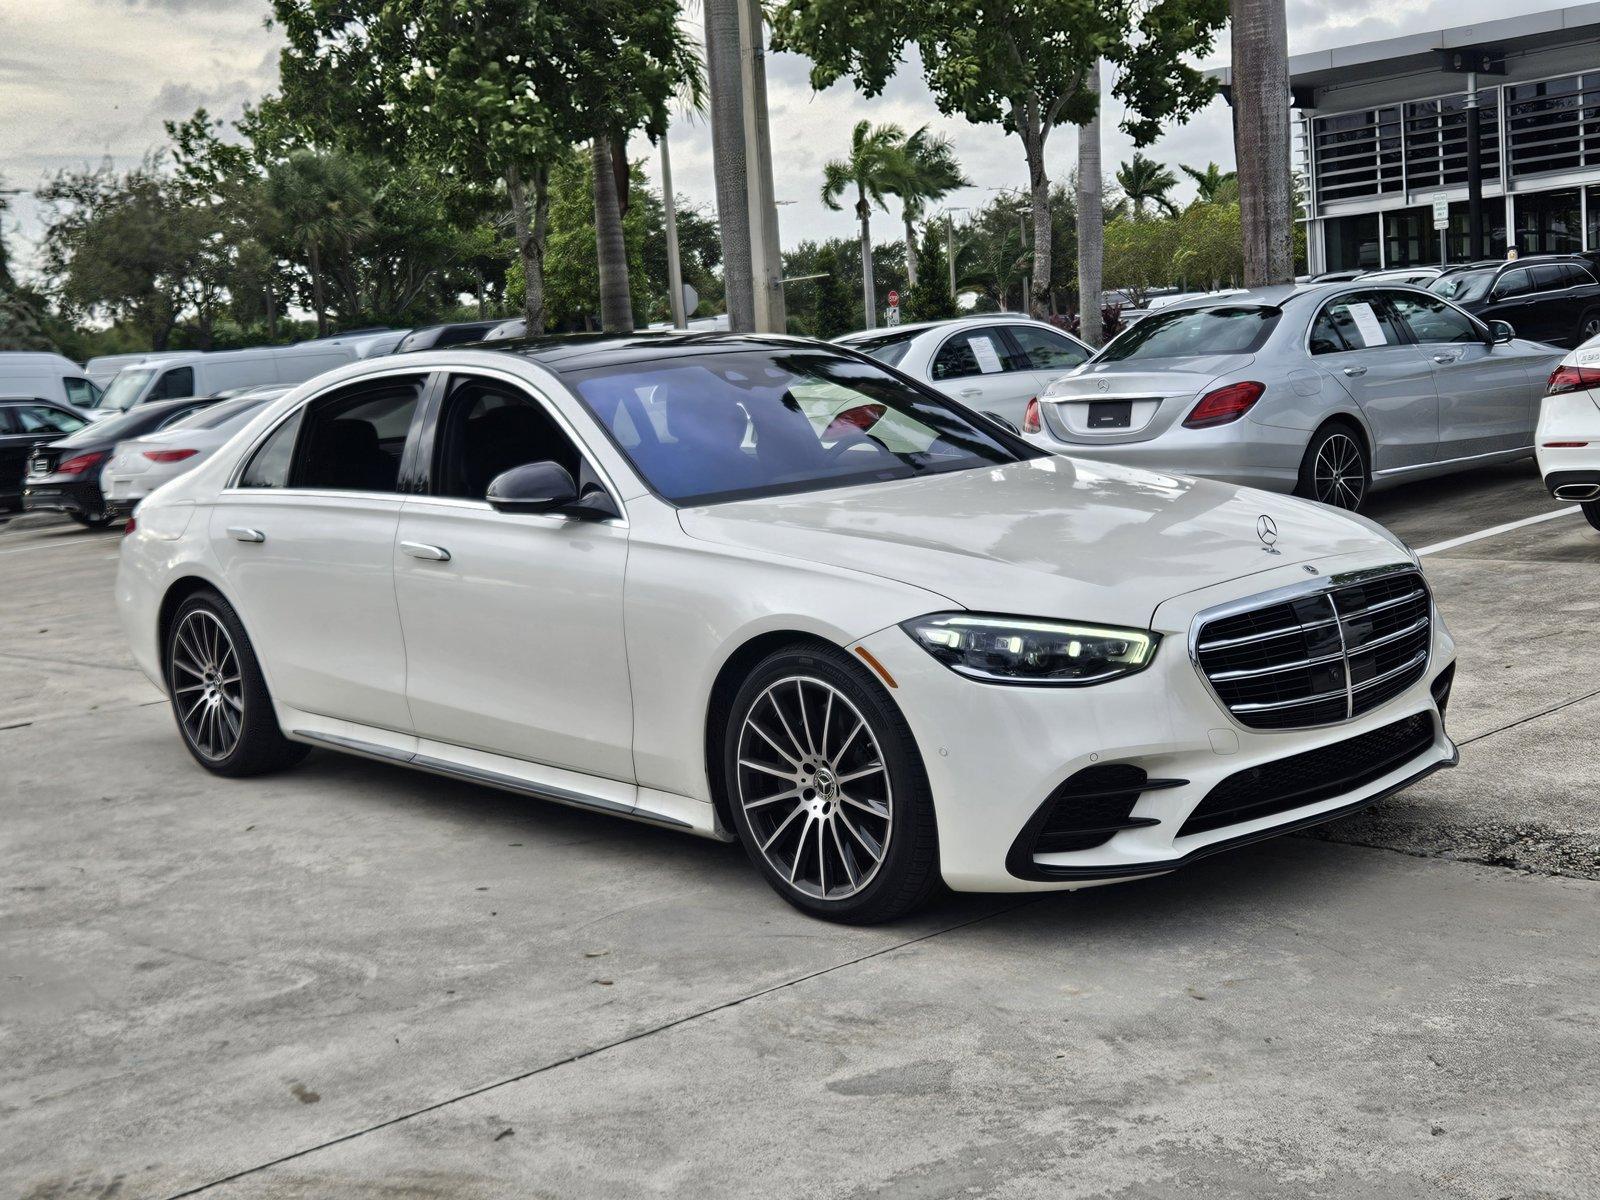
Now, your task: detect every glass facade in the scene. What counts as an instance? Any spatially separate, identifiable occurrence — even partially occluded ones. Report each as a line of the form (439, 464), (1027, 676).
(1514, 189), (1583, 254)
(1325, 213), (1382, 271)
(1384, 206), (1437, 267)
(1589, 186), (1600, 252)
(1445, 200), (1508, 262)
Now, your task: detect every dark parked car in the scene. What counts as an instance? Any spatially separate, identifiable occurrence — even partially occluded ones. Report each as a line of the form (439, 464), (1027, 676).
(395, 321), (503, 353)
(21, 395), (222, 528)
(1429, 255), (1600, 347)
(1, 399), (91, 515)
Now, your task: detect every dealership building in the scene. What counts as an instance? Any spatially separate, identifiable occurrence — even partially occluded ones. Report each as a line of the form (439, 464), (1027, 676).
(1220, 6), (1600, 274)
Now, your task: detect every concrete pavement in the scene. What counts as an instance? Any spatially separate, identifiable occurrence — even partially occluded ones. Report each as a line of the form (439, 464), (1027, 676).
(3, 460), (1598, 1199)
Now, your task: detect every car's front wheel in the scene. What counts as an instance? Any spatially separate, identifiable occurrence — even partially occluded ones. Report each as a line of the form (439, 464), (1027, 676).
(1296, 423), (1369, 511)
(723, 643), (940, 924)
(1583, 500), (1600, 532)
(165, 590), (309, 777)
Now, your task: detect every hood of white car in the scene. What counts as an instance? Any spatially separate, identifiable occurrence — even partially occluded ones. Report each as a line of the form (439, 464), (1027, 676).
(677, 456), (1405, 626)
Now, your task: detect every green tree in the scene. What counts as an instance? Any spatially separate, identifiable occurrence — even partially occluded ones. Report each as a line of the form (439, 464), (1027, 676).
(884, 127), (968, 290)
(1116, 152), (1179, 217)
(901, 229), (959, 322)
(1103, 213), (1178, 306)
(821, 120), (906, 330)
(265, 149), (373, 336)
(1180, 161), (1238, 204)
(773, 0), (1228, 320)
(0, 185), (55, 351)
(810, 245), (855, 339)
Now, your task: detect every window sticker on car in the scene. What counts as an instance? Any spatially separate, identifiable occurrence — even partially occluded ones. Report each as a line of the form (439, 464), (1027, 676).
(1347, 303), (1388, 348)
(970, 336), (1004, 374)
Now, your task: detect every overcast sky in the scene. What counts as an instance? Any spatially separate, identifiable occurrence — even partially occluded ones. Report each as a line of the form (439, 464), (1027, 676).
(0, 0), (1535, 278)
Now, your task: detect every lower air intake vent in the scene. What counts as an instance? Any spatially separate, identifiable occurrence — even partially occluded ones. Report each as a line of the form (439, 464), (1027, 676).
(1179, 712), (1435, 838)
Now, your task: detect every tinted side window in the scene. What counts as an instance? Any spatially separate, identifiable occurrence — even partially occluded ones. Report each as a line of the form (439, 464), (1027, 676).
(1309, 308), (1352, 354)
(1531, 265), (1566, 292)
(239, 410), (304, 488)
(1316, 294), (1403, 350)
(931, 329), (1007, 380)
(1386, 293), (1480, 345)
(1572, 264), (1599, 287)
(1007, 326), (1088, 371)
(291, 377), (424, 492)
(432, 376), (582, 501)
(63, 377), (100, 408)
(153, 366), (195, 401)
(0, 406), (17, 434)
(1494, 269), (1531, 299)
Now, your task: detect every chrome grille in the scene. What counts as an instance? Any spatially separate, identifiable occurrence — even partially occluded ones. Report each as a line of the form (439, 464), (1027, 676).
(1194, 568), (1432, 730)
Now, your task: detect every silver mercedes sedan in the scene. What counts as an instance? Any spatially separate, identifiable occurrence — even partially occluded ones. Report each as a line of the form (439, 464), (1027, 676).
(1022, 282), (1563, 510)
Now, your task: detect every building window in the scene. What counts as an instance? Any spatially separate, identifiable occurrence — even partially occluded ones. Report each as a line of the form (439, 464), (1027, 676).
(1313, 107), (1403, 203)
(1384, 206), (1437, 267)
(1505, 73), (1600, 179)
(1324, 213), (1382, 271)
(1515, 189), (1583, 254)
(1403, 93), (1500, 191)
(1446, 200), (1508, 262)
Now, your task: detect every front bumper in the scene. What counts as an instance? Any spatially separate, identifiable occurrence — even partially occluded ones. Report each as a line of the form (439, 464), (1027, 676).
(22, 478), (103, 516)
(850, 550), (1457, 893)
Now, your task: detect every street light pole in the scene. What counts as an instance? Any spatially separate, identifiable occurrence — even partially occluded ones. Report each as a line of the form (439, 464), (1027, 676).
(661, 131), (687, 329)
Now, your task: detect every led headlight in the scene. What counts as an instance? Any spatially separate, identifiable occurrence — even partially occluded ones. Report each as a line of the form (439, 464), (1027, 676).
(900, 613), (1159, 686)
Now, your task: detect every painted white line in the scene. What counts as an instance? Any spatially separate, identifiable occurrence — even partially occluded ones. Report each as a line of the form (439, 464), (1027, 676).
(0, 539), (111, 556)
(1416, 506), (1581, 557)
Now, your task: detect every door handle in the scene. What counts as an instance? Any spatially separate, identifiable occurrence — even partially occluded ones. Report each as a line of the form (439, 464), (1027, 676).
(958, 387), (982, 397)
(1342, 366), (1367, 377)
(227, 527), (265, 543)
(401, 541), (451, 562)
(1431, 353), (1459, 364)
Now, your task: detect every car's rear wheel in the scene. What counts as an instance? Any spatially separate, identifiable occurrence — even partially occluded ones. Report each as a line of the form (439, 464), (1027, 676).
(69, 509), (115, 530)
(165, 591), (308, 777)
(1576, 309), (1600, 346)
(723, 643), (939, 924)
(1583, 500), (1600, 532)
(1296, 423), (1369, 511)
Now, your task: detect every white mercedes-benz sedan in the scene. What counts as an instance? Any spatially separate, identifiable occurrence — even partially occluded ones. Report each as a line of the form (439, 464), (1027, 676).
(117, 334), (1458, 923)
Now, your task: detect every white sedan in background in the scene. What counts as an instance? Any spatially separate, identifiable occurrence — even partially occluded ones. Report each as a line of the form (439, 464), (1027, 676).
(835, 316), (1092, 427)
(1536, 336), (1600, 531)
(103, 388), (288, 517)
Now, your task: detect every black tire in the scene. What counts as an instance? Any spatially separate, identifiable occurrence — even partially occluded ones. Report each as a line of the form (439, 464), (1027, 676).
(164, 590), (309, 777)
(1576, 309), (1600, 347)
(722, 642), (940, 924)
(1295, 422), (1370, 512)
(69, 509), (115, 530)
(1583, 500), (1600, 532)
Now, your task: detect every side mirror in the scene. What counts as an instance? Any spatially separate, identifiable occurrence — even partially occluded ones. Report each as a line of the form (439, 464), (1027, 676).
(1488, 320), (1515, 345)
(984, 410), (1021, 435)
(485, 460), (619, 521)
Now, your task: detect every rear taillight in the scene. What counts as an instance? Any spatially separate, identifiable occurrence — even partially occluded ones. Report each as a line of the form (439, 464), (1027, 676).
(1183, 381), (1266, 429)
(1022, 397), (1041, 433)
(1546, 364), (1600, 395)
(56, 451), (107, 476)
(823, 403), (886, 440)
(123, 516), (137, 536)
(1543, 441), (1590, 448)
(142, 448), (198, 463)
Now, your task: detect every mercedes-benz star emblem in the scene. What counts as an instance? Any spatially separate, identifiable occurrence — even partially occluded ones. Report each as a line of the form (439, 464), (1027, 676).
(1095, 379), (1111, 393)
(1257, 514), (1280, 554)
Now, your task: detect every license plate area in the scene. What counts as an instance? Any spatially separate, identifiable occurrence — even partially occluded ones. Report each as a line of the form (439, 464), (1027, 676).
(1086, 401), (1133, 429)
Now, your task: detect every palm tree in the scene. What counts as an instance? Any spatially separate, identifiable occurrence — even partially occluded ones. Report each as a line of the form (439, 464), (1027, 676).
(884, 127), (968, 289)
(1231, 0), (1294, 284)
(821, 120), (905, 329)
(1180, 162), (1239, 204)
(265, 149), (373, 336)
(704, 0), (753, 331)
(1076, 60), (1104, 347)
(1115, 153), (1179, 218)
(591, 136), (633, 332)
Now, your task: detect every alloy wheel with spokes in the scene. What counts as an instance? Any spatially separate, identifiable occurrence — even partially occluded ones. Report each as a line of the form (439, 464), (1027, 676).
(1312, 432), (1365, 510)
(736, 676), (893, 901)
(171, 608), (244, 761)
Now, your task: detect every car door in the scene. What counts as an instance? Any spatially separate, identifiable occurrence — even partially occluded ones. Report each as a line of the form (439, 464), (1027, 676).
(1486, 267), (1542, 343)
(208, 371), (427, 733)
(1310, 290), (1439, 471)
(392, 371), (634, 782)
(1385, 290), (1532, 458)
(1000, 323), (1093, 396)
(927, 326), (1039, 423)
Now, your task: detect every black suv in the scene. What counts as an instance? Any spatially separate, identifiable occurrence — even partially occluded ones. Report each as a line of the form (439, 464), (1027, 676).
(1429, 255), (1600, 347)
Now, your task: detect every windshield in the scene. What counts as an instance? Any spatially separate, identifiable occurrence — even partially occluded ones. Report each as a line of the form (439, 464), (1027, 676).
(838, 330), (917, 368)
(567, 348), (1030, 505)
(166, 396), (272, 432)
(101, 368), (156, 412)
(1097, 306), (1280, 362)
(1429, 270), (1495, 304)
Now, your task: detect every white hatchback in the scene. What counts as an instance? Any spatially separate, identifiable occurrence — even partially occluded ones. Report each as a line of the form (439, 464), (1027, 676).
(1535, 334), (1600, 533)
(835, 316), (1091, 428)
(118, 335), (1458, 922)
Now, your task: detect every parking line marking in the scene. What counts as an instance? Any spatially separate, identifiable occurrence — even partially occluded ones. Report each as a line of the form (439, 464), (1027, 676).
(1416, 506), (1581, 557)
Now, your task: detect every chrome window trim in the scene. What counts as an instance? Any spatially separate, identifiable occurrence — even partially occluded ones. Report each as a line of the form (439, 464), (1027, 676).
(1187, 562), (1433, 734)
(1305, 286), (1490, 355)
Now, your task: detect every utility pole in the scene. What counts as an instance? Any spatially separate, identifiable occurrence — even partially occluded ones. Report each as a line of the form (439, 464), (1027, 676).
(944, 210), (966, 301)
(738, 0), (786, 333)
(661, 131), (687, 329)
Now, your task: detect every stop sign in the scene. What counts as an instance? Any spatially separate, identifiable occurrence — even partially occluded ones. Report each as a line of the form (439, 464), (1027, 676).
(887, 289), (900, 307)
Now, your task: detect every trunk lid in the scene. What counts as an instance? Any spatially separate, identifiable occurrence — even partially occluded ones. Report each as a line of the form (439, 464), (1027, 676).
(1039, 354), (1255, 444)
